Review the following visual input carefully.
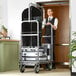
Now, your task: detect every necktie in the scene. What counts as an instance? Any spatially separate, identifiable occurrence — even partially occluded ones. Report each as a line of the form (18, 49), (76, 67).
(48, 18), (50, 22)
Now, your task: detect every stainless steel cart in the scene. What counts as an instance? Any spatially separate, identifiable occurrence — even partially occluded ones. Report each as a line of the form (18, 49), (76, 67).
(19, 3), (53, 73)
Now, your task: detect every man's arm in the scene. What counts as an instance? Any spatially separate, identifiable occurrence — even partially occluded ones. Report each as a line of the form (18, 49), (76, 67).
(42, 18), (46, 29)
(51, 18), (58, 30)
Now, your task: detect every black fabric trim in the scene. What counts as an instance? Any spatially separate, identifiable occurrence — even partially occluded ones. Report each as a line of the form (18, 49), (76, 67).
(71, 72), (76, 76)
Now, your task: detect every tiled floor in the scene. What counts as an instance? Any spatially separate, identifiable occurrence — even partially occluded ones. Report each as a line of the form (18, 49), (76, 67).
(0, 68), (70, 76)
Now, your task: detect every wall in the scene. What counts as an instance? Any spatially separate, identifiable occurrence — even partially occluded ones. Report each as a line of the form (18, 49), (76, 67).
(0, 0), (8, 30)
(70, 0), (76, 72)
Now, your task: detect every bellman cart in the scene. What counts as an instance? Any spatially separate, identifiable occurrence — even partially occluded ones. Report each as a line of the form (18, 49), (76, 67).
(19, 3), (53, 73)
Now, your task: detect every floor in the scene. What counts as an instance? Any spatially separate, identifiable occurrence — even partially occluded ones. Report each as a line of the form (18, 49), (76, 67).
(0, 68), (71, 76)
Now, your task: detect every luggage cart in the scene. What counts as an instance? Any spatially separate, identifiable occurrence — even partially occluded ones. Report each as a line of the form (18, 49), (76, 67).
(19, 3), (53, 73)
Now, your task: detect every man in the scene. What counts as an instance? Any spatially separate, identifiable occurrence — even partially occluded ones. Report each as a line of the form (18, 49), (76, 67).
(42, 8), (58, 34)
(42, 9), (58, 68)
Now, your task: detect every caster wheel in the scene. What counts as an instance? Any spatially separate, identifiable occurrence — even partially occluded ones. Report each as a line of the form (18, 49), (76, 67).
(47, 63), (52, 70)
(34, 64), (40, 73)
(19, 65), (25, 73)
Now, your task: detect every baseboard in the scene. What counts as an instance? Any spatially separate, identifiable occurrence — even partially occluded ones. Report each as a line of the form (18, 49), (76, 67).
(71, 72), (76, 76)
(55, 62), (69, 65)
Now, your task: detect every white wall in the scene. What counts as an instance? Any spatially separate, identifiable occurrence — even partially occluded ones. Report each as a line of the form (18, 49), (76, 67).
(70, 0), (76, 32)
(0, 0), (8, 30)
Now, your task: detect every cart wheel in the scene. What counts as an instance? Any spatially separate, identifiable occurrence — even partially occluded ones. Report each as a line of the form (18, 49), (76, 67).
(20, 65), (25, 73)
(34, 64), (40, 73)
(47, 63), (52, 70)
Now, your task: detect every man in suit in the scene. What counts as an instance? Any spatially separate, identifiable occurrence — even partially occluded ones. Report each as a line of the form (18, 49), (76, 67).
(42, 8), (58, 69)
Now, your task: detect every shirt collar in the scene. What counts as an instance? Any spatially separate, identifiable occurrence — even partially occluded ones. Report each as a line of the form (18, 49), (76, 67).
(48, 16), (53, 19)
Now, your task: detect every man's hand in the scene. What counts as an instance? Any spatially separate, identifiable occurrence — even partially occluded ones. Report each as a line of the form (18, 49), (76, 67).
(46, 22), (52, 25)
(46, 22), (57, 30)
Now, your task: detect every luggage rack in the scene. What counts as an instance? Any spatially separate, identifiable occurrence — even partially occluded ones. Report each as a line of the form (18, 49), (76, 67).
(19, 3), (53, 73)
